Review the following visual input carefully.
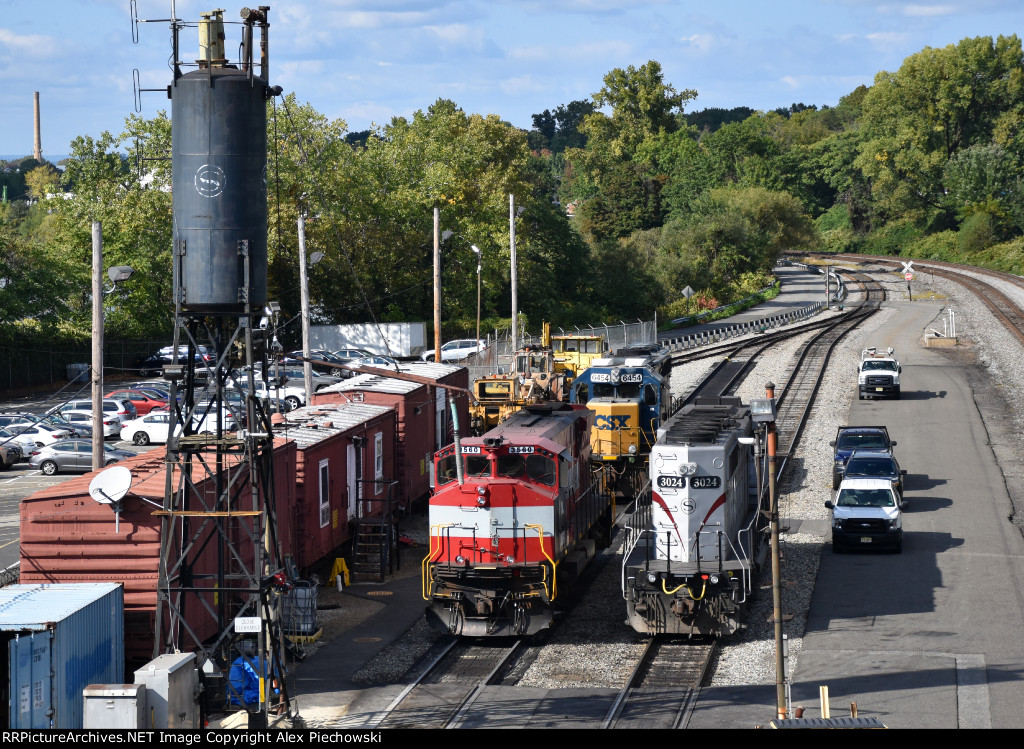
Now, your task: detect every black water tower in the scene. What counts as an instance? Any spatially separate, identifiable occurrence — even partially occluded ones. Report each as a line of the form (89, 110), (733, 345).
(171, 12), (269, 314)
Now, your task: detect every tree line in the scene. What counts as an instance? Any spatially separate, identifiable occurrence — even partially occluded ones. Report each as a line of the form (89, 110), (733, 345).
(1, 34), (1021, 351)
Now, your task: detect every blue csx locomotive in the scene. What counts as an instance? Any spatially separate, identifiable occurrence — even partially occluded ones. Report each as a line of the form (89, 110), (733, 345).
(569, 345), (672, 468)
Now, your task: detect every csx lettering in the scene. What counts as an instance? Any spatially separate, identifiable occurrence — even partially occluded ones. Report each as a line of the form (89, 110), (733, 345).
(595, 415), (630, 430)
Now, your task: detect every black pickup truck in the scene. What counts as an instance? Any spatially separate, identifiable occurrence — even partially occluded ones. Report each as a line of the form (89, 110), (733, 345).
(830, 425), (897, 489)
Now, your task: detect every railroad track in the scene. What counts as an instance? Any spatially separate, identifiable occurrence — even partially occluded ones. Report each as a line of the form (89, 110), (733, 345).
(772, 273), (884, 471)
(375, 638), (522, 729)
(602, 638), (716, 729)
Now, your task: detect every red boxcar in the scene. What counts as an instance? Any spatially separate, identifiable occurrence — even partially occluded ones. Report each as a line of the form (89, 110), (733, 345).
(272, 402), (398, 574)
(19, 440), (297, 671)
(312, 361), (471, 508)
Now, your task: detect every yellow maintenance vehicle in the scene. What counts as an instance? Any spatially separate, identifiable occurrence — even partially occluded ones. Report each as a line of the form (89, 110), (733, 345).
(468, 324), (607, 436)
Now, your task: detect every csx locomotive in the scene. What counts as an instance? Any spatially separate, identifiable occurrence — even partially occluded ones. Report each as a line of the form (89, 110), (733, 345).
(569, 345), (672, 468)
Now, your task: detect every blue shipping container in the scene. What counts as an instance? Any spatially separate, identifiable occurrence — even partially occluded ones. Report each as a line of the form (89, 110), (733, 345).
(1, 583), (124, 729)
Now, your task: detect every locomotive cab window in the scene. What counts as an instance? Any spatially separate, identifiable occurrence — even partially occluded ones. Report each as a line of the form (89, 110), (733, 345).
(466, 454), (490, 477)
(574, 382), (590, 404)
(644, 384), (657, 406)
(436, 454), (459, 485)
(525, 454), (556, 486)
(497, 454), (526, 478)
(618, 383), (641, 399)
(593, 383), (615, 398)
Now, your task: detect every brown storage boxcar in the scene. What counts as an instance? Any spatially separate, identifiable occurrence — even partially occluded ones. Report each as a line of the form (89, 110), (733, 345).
(313, 361), (470, 507)
(19, 440), (297, 670)
(271, 402), (397, 573)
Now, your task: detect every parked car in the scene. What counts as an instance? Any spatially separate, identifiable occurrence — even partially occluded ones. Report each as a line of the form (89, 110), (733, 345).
(282, 349), (348, 367)
(40, 414), (95, 439)
(0, 412), (36, 429)
(119, 387), (182, 403)
(840, 449), (907, 499)
(421, 338), (485, 363)
(105, 388), (168, 416)
(5, 422), (71, 447)
(136, 345), (212, 378)
(0, 442), (20, 470)
(331, 348), (373, 361)
(29, 439), (136, 475)
(120, 406), (240, 446)
(58, 410), (120, 438)
(58, 398), (137, 425)
(347, 355), (400, 371)
(244, 364), (343, 392)
(0, 428), (35, 460)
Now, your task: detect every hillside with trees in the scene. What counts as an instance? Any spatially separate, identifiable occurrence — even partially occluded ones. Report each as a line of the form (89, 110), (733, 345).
(0, 34), (1021, 361)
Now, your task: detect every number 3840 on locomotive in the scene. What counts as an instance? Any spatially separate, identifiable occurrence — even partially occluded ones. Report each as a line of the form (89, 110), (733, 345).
(422, 402), (613, 637)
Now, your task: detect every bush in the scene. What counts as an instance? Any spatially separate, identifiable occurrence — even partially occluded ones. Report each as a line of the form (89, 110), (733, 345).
(903, 231), (957, 261)
(958, 212), (996, 255)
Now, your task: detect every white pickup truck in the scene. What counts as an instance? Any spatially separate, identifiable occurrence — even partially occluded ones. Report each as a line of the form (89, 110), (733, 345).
(858, 347), (902, 400)
(825, 477), (903, 553)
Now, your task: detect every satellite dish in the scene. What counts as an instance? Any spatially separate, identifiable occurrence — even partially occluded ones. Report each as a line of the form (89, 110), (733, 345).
(89, 466), (132, 505)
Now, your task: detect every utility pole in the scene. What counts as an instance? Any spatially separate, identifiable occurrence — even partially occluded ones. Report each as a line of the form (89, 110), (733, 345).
(766, 381), (786, 720)
(91, 222), (104, 470)
(434, 205), (442, 360)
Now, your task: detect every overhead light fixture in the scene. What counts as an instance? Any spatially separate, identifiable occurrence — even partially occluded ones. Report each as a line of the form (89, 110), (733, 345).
(750, 398), (777, 424)
(107, 265), (134, 284)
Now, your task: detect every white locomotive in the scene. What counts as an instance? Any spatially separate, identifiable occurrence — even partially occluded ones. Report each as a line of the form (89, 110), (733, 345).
(622, 396), (767, 636)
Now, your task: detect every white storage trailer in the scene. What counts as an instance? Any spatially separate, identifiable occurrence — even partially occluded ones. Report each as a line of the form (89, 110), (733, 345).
(310, 322), (427, 358)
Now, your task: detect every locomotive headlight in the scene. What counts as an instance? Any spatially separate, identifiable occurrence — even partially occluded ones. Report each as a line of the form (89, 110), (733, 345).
(455, 555), (467, 565)
(628, 445), (638, 455)
(709, 574), (720, 584)
(646, 572), (658, 584)
(678, 462), (697, 476)
(477, 495), (488, 507)
(610, 367), (621, 384)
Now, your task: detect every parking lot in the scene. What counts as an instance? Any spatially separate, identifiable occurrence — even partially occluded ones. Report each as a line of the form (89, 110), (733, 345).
(0, 376), (166, 571)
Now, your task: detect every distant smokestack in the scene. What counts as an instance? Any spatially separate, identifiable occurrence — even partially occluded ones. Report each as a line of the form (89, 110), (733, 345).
(33, 92), (41, 162)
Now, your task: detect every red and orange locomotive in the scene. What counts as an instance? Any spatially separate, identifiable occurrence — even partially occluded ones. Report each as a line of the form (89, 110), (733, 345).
(423, 402), (611, 636)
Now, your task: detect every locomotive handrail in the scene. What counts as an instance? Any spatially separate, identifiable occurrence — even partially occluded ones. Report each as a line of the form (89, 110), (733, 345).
(422, 523), (454, 600)
(524, 523), (557, 601)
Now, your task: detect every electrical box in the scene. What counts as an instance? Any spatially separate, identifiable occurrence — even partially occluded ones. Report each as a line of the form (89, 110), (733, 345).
(83, 684), (146, 729)
(133, 653), (199, 729)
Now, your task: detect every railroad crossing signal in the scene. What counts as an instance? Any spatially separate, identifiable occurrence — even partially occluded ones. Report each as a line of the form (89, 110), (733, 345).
(901, 261), (914, 274)
(905, 272), (913, 281)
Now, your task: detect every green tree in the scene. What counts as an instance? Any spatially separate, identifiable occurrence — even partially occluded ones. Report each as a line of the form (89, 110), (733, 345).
(857, 35), (1024, 226)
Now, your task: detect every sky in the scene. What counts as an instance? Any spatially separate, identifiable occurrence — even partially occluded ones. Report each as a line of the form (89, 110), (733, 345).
(0, 0), (1020, 159)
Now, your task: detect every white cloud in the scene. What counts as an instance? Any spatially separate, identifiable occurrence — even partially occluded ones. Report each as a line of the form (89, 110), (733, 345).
(680, 33), (716, 55)
(0, 28), (57, 57)
(781, 75), (800, 89)
(900, 4), (958, 17)
(866, 31), (911, 49)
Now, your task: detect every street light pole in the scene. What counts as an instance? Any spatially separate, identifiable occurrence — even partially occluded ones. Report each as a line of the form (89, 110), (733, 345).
(509, 194), (517, 352)
(472, 245), (482, 348)
(433, 206), (442, 362)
